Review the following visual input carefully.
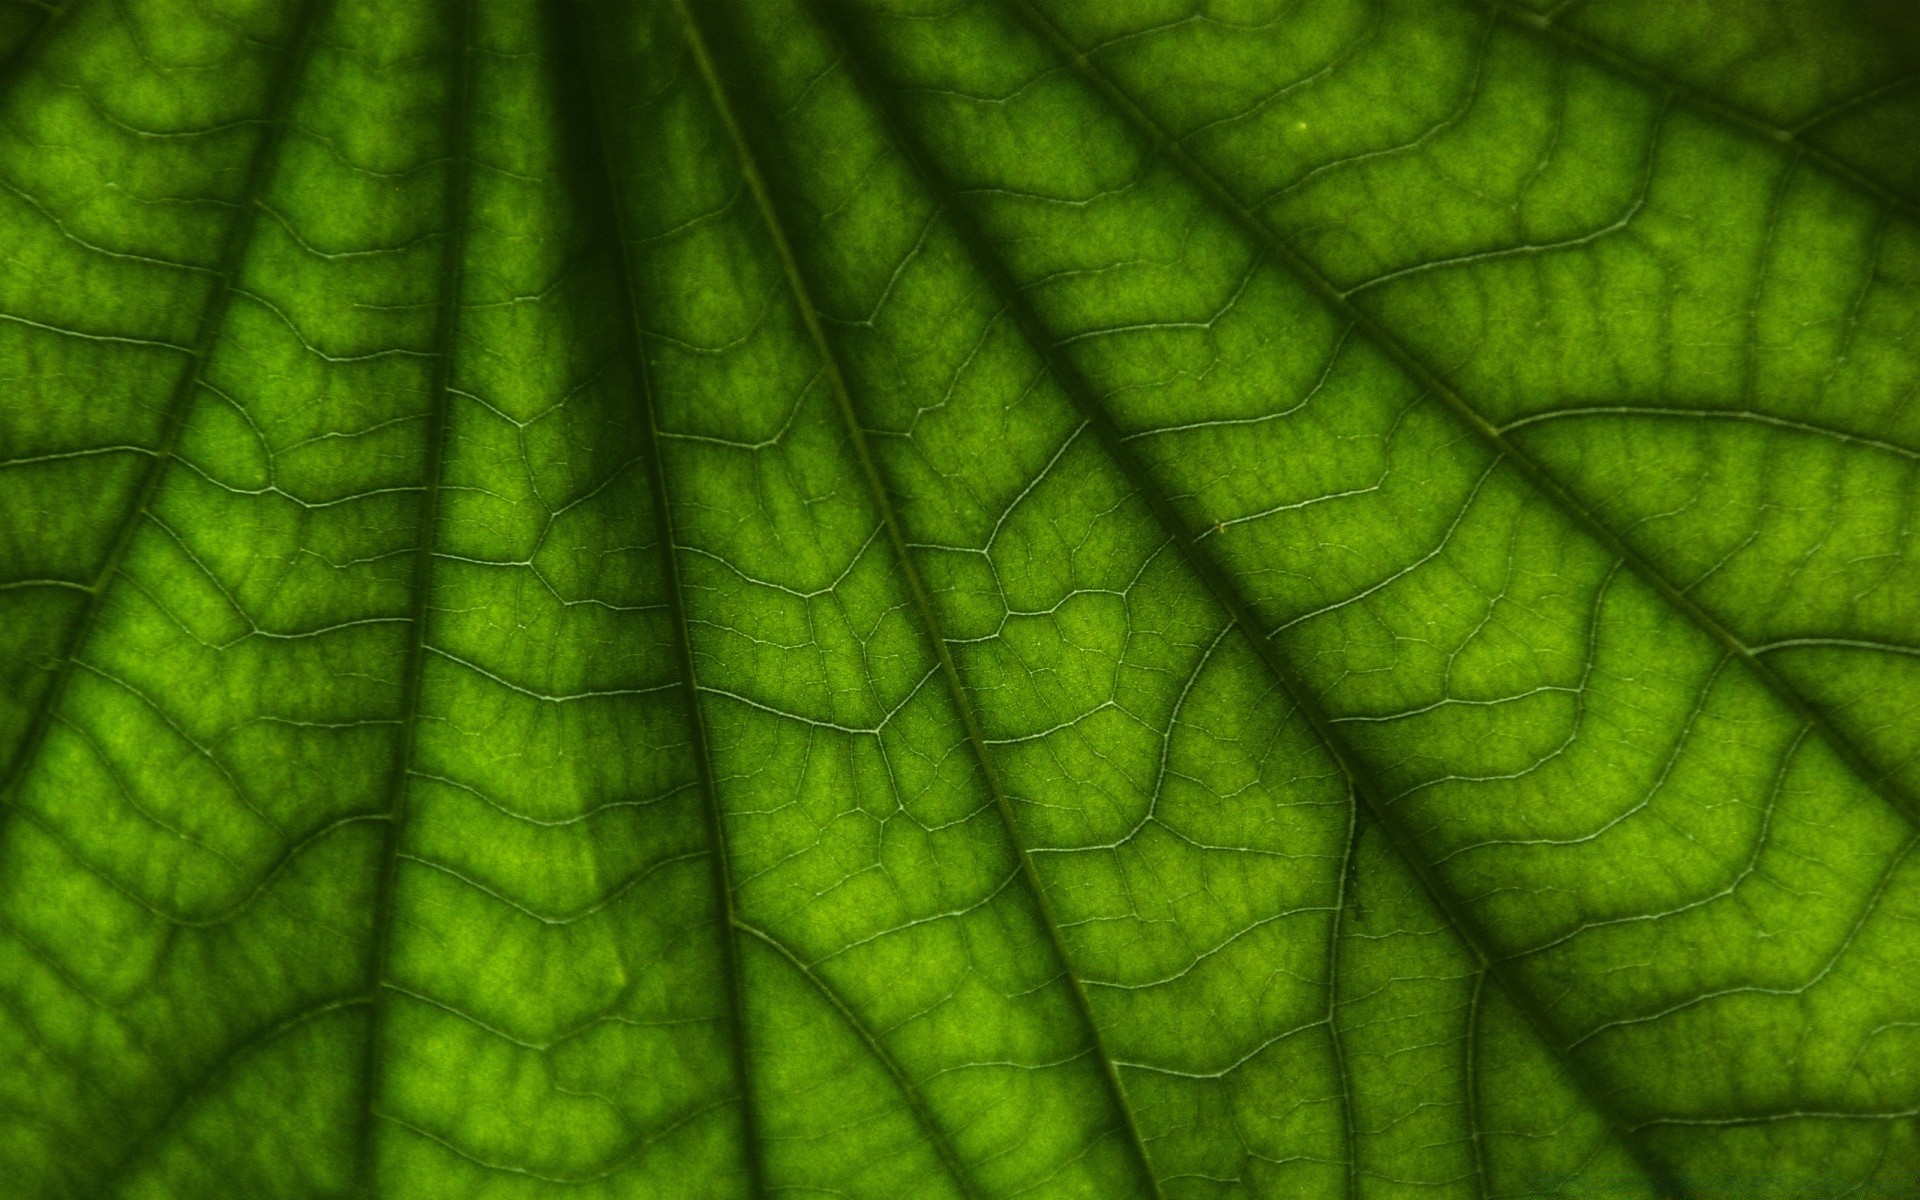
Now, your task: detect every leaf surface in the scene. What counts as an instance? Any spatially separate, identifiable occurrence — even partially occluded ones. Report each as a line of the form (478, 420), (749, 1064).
(1, 0), (1917, 1196)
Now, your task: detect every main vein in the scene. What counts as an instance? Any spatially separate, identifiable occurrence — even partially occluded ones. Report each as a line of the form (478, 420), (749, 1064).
(669, 2), (1168, 1196)
(548, 3), (769, 1194)
(814, 2), (1680, 1193)
(353, 1), (471, 1190)
(1001, 0), (1920, 842)
(0, 0), (323, 808)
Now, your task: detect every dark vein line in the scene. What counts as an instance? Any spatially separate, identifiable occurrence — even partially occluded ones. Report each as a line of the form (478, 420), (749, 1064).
(91, 995), (372, 1196)
(0, 978), (115, 1114)
(352, 2), (470, 1190)
(1742, 153), (1800, 410)
(1794, 75), (1920, 139)
(547, 5), (769, 1194)
(0, 0), (321, 805)
(812, 4), (1681, 1195)
(1002, 0), (1920, 842)
(0, 0), (70, 104)
(672, 4), (1166, 1195)
(1473, 0), (1920, 225)
(736, 922), (981, 1200)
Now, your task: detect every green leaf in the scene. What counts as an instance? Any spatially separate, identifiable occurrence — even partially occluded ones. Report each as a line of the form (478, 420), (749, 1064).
(2, 0), (1917, 1196)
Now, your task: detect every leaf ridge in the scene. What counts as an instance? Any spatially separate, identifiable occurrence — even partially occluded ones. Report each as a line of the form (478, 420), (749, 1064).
(547, 3), (769, 1193)
(1001, 0), (1920, 840)
(352, 1), (472, 1190)
(672, 3), (1168, 1195)
(0, 0), (324, 807)
(811, 4), (1680, 1192)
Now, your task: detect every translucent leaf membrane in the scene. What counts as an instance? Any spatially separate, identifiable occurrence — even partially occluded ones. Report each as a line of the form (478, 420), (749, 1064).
(0, 0), (1915, 1197)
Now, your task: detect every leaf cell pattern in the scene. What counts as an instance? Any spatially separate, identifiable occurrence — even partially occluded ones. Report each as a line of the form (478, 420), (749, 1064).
(0, 0), (1917, 1197)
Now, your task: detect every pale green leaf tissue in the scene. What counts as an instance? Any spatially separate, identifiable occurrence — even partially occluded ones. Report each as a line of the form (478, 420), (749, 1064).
(1, 0), (1917, 1196)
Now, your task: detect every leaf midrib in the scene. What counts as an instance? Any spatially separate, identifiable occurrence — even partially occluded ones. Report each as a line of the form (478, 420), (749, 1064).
(0, 0), (322, 807)
(552, 2), (770, 1194)
(999, 0), (1920, 838)
(353, 0), (472, 1189)
(0, 1), (1903, 1193)
(808, 1), (1681, 1192)
(675, 3), (1169, 1196)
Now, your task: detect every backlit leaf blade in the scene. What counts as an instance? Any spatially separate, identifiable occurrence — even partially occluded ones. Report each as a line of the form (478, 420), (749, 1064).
(0, 0), (1915, 1197)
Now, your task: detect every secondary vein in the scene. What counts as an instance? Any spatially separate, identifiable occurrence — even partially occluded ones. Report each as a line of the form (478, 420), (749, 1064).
(737, 921), (982, 1199)
(1472, 0), (1920, 226)
(1000, 0), (1920, 843)
(670, 3), (1168, 1196)
(353, 1), (471, 1189)
(549, 4), (769, 1194)
(815, 3), (1683, 1193)
(0, 0), (323, 808)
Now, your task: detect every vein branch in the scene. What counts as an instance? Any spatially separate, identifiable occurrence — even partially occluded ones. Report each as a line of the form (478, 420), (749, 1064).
(820, 2), (1686, 1193)
(672, 3), (1167, 1195)
(737, 922), (981, 1199)
(353, 2), (472, 1188)
(1000, 0), (1920, 842)
(1473, 0), (1920, 225)
(0, 0), (324, 807)
(549, 4), (769, 1193)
